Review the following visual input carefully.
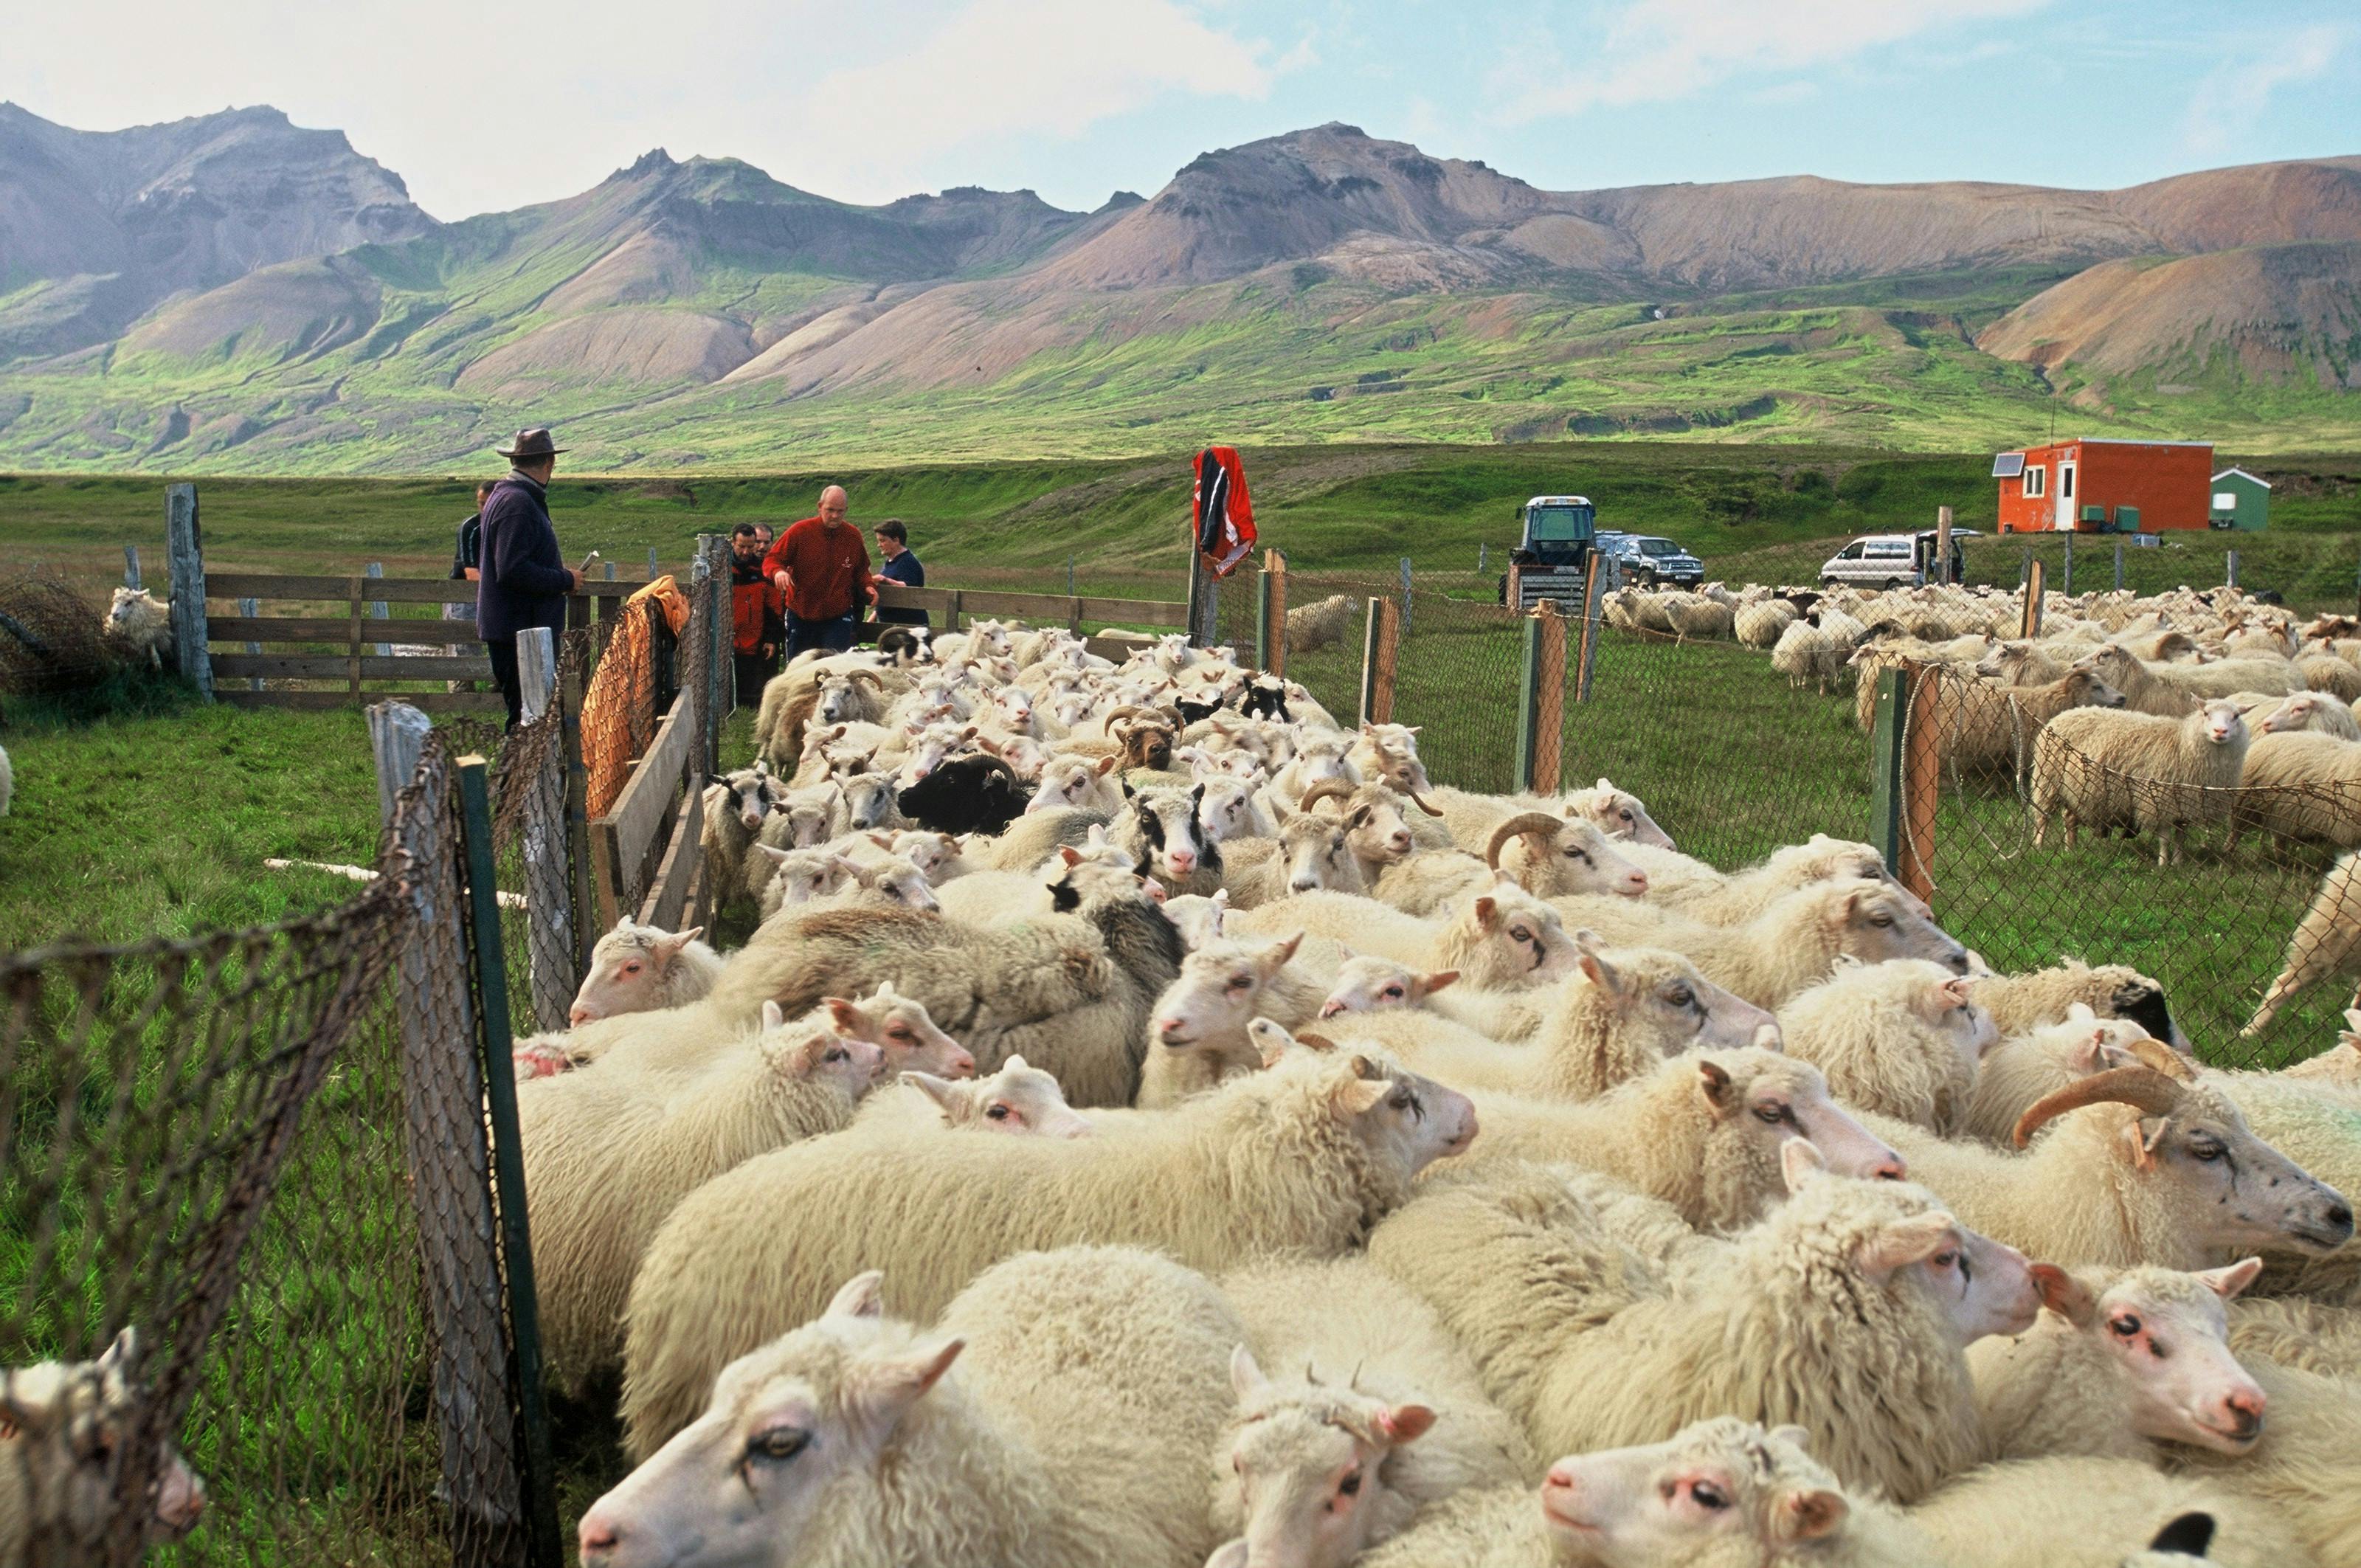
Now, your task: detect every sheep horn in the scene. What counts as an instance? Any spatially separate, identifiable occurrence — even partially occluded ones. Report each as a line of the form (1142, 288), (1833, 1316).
(1104, 704), (1151, 728)
(2119, 1034), (2199, 1084)
(2012, 1066), (2186, 1149)
(1297, 779), (1357, 815)
(1408, 791), (1445, 816)
(1486, 812), (1569, 871)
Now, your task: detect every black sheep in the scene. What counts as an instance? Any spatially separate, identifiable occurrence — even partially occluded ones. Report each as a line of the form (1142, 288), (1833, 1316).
(896, 753), (1029, 836)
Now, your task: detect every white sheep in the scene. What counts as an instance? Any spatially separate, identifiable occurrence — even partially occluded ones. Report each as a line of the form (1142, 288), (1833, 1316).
(1770, 614), (1861, 694)
(1137, 934), (1325, 1108)
(1451, 1048), (1907, 1231)
(1969, 956), (2185, 1047)
(1926, 666), (2129, 777)
(1966, 1004), (2161, 1145)
(1209, 1257), (1536, 1568)
(2253, 689), (2361, 741)
(1862, 1049), (2353, 1271)
(1911, 1455), (2309, 1568)
(1366, 1146), (2039, 1505)
(1774, 959), (1997, 1136)
(854, 1054), (1093, 1139)
(520, 1004), (883, 1392)
(1332, 931), (1779, 1102)
(618, 1044), (1476, 1457)
(2244, 852), (2361, 1038)
(1734, 595), (1799, 648)
(0, 1330), (207, 1562)
(1552, 877), (1968, 1011)
(567, 918), (724, 1026)
(2232, 731), (2361, 849)
(580, 1246), (1244, 1568)
(2030, 700), (2251, 864)
(2075, 644), (2202, 718)
(100, 587), (171, 669)
(1284, 593), (1361, 655)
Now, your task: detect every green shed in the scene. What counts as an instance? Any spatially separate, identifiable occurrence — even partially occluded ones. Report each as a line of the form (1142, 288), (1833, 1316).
(2210, 468), (2270, 531)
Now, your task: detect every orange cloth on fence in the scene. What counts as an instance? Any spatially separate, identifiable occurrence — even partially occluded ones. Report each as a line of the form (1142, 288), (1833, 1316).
(582, 576), (693, 818)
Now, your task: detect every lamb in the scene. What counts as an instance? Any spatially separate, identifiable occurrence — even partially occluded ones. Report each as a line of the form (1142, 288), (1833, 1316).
(2075, 643), (2202, 718)
(854, 1054), (1094, 1139)
(1367, 1146), (2039, 1504)
(1927, 666), (2129, 776)
(1349, 722), (1437, 801)
(567, 918), (725, 1026)
(2030, 700), (2251, 864)
(1448, 1049), (1907, 1231)
(0, 1330), (207, 1564)
(100, 587), (171, 669)
(1774, 959), (1997, 1135)
(1771, 614), (1864, 694)
(1334, 931), (1780, 1103)
(718, 887), (1183, 1106)
(1285, 593), (1361, 655)
(618, 1045), (1476, 1457)
(1735, 596), (1799, 648)
(581, 1247), (1244, 1568)
(696, 762), (781, 905)
(1664, 593), (1735, 642)
(1023, 752), (1124, 816)
(2244, 852), (2361, 1037)
(1972, 956), (2185, 1048)
(1552, 877), (1968, 1010)
(1860, 1049), (2354, 1271)
(521, 1004), (883, 1391)
(750, 844), (857, 919)
(2230, 731), (2361, 849)
(1137, 933), (1327, 1108)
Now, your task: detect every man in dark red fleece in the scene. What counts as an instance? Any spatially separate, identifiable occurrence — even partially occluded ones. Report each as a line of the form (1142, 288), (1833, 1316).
(764, 485), (877, 659)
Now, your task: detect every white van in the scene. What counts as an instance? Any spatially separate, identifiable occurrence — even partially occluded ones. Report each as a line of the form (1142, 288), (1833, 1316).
(1819, 531), (1971, 590)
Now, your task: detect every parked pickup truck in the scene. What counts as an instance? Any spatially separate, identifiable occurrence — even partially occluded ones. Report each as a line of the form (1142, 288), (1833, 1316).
(1594, 532), (1704, 590)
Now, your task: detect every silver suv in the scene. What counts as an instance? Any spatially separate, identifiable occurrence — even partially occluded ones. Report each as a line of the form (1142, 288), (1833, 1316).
(1596, 533), (1704, 589)
(1819, 535), (1922, 590)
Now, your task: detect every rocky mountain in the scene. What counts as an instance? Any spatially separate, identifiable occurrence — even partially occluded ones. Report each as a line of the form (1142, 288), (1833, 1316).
(0, 103), (433, 358)
(0, 116), (2354, 469)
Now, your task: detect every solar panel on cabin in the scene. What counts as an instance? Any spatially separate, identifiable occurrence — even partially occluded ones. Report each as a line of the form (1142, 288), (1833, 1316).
(1991, 453), (2026, 477)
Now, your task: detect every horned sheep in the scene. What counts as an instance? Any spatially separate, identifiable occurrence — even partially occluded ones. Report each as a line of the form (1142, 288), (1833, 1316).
(618, 1045), (1476, 1456)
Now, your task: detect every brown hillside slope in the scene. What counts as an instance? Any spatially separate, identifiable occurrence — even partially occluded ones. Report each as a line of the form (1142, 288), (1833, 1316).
(1977, 241), (2361, 384)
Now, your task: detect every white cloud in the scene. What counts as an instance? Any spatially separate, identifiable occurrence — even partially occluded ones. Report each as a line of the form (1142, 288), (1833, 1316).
(799, 0), (1281, 196)
(1490, 0), (2049, 122)
(2183, 23), (2346, 156)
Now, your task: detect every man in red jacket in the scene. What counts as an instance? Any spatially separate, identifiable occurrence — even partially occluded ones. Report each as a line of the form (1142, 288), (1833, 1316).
(728, 522), (784, 705)
(764, 485), (877, 659)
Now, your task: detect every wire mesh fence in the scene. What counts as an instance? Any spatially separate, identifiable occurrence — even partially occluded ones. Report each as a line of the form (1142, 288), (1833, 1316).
(0, 732), (542, 1567)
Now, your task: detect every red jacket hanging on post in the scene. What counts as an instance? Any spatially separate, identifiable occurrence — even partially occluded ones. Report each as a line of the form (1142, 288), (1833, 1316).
(1192, 446), (1256, 577)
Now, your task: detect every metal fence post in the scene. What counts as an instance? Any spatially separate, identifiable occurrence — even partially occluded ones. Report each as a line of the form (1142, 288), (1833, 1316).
(646, 545), (660, 579)
(2116, 541), (2126, 592)
(369, 702), (526, 1565)
(1068, 556), (1077, 598)
(1514, 613), (1545, 794)
(1478, 542), (1487, 576)
(165, 483), (212, 699)
(1868, 668), (1908, 874)
(367, 562), (390, 657)
(123, 543), (142, 589)
(1399, 558), (1414, 635)
(2227, 550), (2240, 589)
(239, 596), (263, 691)
(1574, 557), (1606, 702)
(2063, 533), (2073, 597)
(454, 756), (564, 1568)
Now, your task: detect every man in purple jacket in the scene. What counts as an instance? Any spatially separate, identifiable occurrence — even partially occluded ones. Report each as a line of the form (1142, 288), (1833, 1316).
(477, 428), (585, 728)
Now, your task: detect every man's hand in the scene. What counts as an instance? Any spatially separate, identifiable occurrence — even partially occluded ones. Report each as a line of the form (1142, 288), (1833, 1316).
(865, 581), (879, 605)
(761, 643), (775, 660)
(773, 569), (792, 595)
(566, 567), (587, 590)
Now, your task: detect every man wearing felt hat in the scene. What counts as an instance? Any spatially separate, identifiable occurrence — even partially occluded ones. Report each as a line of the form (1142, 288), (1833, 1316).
(477, 427), (586, 728)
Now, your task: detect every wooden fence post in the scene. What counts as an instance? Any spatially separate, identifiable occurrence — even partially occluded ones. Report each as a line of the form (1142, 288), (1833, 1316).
(516, 627), (575, 1034)
(2020, 559), (2046, 639)
(369, 702), (527, 1563)
(646, 545), (660, 579)
(1264, 550), (1288, 677)
(1514, 604), (1569, 794)
(560, 659), (599, 977)
(366, 562), (390, 657)
(1359, 598), (1399, 726)
(165, 483), (212, 699)
(1935, 505), (1952, 586)
(454, 755), (564, 1568)
(122, 544), (142, 589)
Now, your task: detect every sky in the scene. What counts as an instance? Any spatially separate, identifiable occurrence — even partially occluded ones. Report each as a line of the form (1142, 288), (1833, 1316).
(10, 0), (2360, 221)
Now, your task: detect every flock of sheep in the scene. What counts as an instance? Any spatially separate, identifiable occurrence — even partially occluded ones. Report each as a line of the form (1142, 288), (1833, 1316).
(16, 606), (2361, 1567)
(1609, 577), (2361, 1038)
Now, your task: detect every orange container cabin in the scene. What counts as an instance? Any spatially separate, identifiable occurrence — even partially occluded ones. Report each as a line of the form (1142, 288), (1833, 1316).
(1992, 439), (2214, 533)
